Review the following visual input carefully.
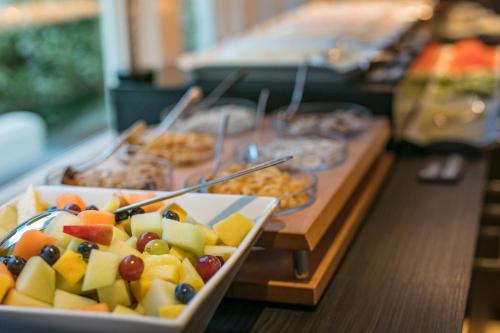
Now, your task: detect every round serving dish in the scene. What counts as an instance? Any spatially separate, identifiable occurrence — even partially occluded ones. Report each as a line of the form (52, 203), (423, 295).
(273, 102), (373, 138)
(234, 135), (348, 173)
(171, 97), (258, 136)
(122, 130), (216, 167)
(46, 154), (174, 191)
(184, 163), (317, 216)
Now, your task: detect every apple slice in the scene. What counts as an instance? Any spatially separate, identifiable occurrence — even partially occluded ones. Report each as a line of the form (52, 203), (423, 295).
(63, 224), (113, 245)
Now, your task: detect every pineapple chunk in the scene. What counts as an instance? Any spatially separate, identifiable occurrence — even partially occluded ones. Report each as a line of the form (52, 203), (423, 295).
(106, 240), (141, 259)
(16, 185), (45, 224)
(169, 246), (196, 264)
(0, 205), (17, 231)
(159, 304), (185, 318)
(204, 245), (236, 261)
(195, 224), (219, 246)
(53, 251), (87, 286)
(164, 203), (187, 222)
(213, 213), (253, 247)
(143, 265), (180, 284)
(125, 236), (138, 249)
(102, 195), (121, 212)
(113, 305), (139, 316)
(4, 289), (51, 308)
(130, 278), (152, 302)
(112, 226), (130, 242)
(179, 258), (204, 291)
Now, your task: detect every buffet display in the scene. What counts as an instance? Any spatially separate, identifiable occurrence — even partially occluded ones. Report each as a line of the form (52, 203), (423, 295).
(178, 1), (436, 75)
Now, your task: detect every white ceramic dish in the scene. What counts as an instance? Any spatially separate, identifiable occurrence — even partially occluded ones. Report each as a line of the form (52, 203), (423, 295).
(0, 185), (279, 333)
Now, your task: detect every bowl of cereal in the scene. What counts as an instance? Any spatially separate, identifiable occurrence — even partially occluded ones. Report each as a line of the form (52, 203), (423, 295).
(273, 102), (372, 138)
(234, 135), (347, 173)
(184, 164), (317, 216)
(124, 131), (216, 167)
(46, 154), (173, 191)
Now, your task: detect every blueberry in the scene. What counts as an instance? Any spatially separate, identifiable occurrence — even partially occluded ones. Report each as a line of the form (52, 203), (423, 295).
(39, 245), (60, 265)
(85, 205), (99, 211)
(130, 207), (145, 217)
(77, 241), (99, 260)
(64, 203), (81, 214)
(115, 211), (129, 223)
(7, 256), (26, 276)
(0, 256), (10, 266)
(175, 283), (196, 304)
(162, 210), (180, 221)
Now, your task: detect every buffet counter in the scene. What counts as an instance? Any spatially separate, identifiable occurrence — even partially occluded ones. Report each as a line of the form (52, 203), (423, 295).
(207, 157), (486, 333)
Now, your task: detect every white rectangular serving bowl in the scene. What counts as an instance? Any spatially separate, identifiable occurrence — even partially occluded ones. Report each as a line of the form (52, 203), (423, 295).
(0, 185), (278, 333)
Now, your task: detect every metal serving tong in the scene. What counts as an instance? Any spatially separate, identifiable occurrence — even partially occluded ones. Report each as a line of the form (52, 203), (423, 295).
(0, 156), (292, 251)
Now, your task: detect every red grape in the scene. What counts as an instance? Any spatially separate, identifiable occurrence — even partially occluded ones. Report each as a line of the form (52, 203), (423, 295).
(119, 255), (144, 281)
(136, 232), (160, 252)
(195, 255), (221, 282)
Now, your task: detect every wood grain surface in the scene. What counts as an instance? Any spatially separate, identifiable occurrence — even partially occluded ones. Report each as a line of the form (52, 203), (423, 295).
(207, 157), (486, 333)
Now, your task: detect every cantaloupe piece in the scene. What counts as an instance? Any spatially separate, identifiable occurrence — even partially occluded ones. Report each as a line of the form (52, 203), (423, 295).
(12, 230), (57, 260)
(78, 210), (115, 226)
(0, 263), (15, 301)
(56, 193), (87, 211)
(123, 193), (163, 213)
(79, 303), (109, 312)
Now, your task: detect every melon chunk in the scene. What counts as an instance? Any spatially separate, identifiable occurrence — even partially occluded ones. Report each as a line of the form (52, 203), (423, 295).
(162, 220), (204, 256)
(131, 212), (162, 238)
(130, 278), (152, 302)
(124, 193), (163, 213)
(113, 305), (139, 316)
(142, 265), (180, 284)
(12, 230), (57, 260)
(212, 213), (253, 247)
(194, 224), (219, 246)
(4, 289), (51, 308)
(0, 205), (17, 231)
(112, 226), (130, 242)
(15, 256), (55, 304)
(16, 185), (45, 224)
(169, 246), (196, 264)
(106, 240), (141, 260)
(204, 245), (236, 261)
(80, 303), (109, 312)
(140, 279), (179, 316)
(56, 193), (86, 211)
(97, 279), (131, 309)
(53, 289), (97, 309)
(45, 211), (82, 248)
(78, 210), (115, 226)
(82, 250), (120, 291)
(179, 258), (204, 291)
(0, 263), (15, 301)
(159, 304), (185, 318)
(56, 274), (82, 295)
(102, 195), (121, 212)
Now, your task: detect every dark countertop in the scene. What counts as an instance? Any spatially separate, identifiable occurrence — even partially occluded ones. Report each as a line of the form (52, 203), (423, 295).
(207, 157), (487, 333)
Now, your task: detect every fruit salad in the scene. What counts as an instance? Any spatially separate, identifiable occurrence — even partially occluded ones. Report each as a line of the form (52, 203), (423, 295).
(0, 186), (254, 319)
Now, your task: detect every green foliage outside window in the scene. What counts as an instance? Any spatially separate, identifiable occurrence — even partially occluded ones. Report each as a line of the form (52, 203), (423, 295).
(0, 18), (103, 126)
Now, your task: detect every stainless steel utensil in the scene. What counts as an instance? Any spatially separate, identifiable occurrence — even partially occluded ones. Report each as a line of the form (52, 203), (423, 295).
(193, 69), (246, 110)
(147, 86), (203, 142)
(247, 89), (270, 163)
(286, 64), (308, 119)
(0, 156), (292, 250)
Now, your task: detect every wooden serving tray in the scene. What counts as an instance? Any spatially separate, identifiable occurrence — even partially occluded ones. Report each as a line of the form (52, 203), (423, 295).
(173, 118), (391, 252)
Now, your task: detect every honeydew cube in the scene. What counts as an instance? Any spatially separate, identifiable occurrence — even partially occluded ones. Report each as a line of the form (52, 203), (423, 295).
(141, 279), (179, 316)
(53, 251), (87, 286)
(106, 240), (141, 260)
(135, 303), (146, 315)
(16, 185), (45, 224)
(162, 220), (204, 257)
(179, 258), (204, 291)
(164, 203), (187, 222)
(204, 245), (237, 261)
(16, 256), (55, 304)
(125, 236), (138, 249)
(82, 250), (120, 291)
(56, 274), (82, 295)
(159, 304), (186, 318)
(65, 238), (85, 253)
(143, 265), (180, 284)
(53, 289), (97, 309)
(45, 211), (82, 248)
(169, 246), (196, 264)
(131, 212), (162, 238)
(97, 279), (131, 309)
(0, 205), (17, 231)
(117, 218), (132, 235)
(130, 278), (152, 302)
(4, 289), (51, 308)
(143, 254), (181, 269)
(102, 195), (121, 212)
(213, 213), (253, 247)
(113, 305), (139, 316)
(195, 224), (219, 246)
(112, 226), (130, 242)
